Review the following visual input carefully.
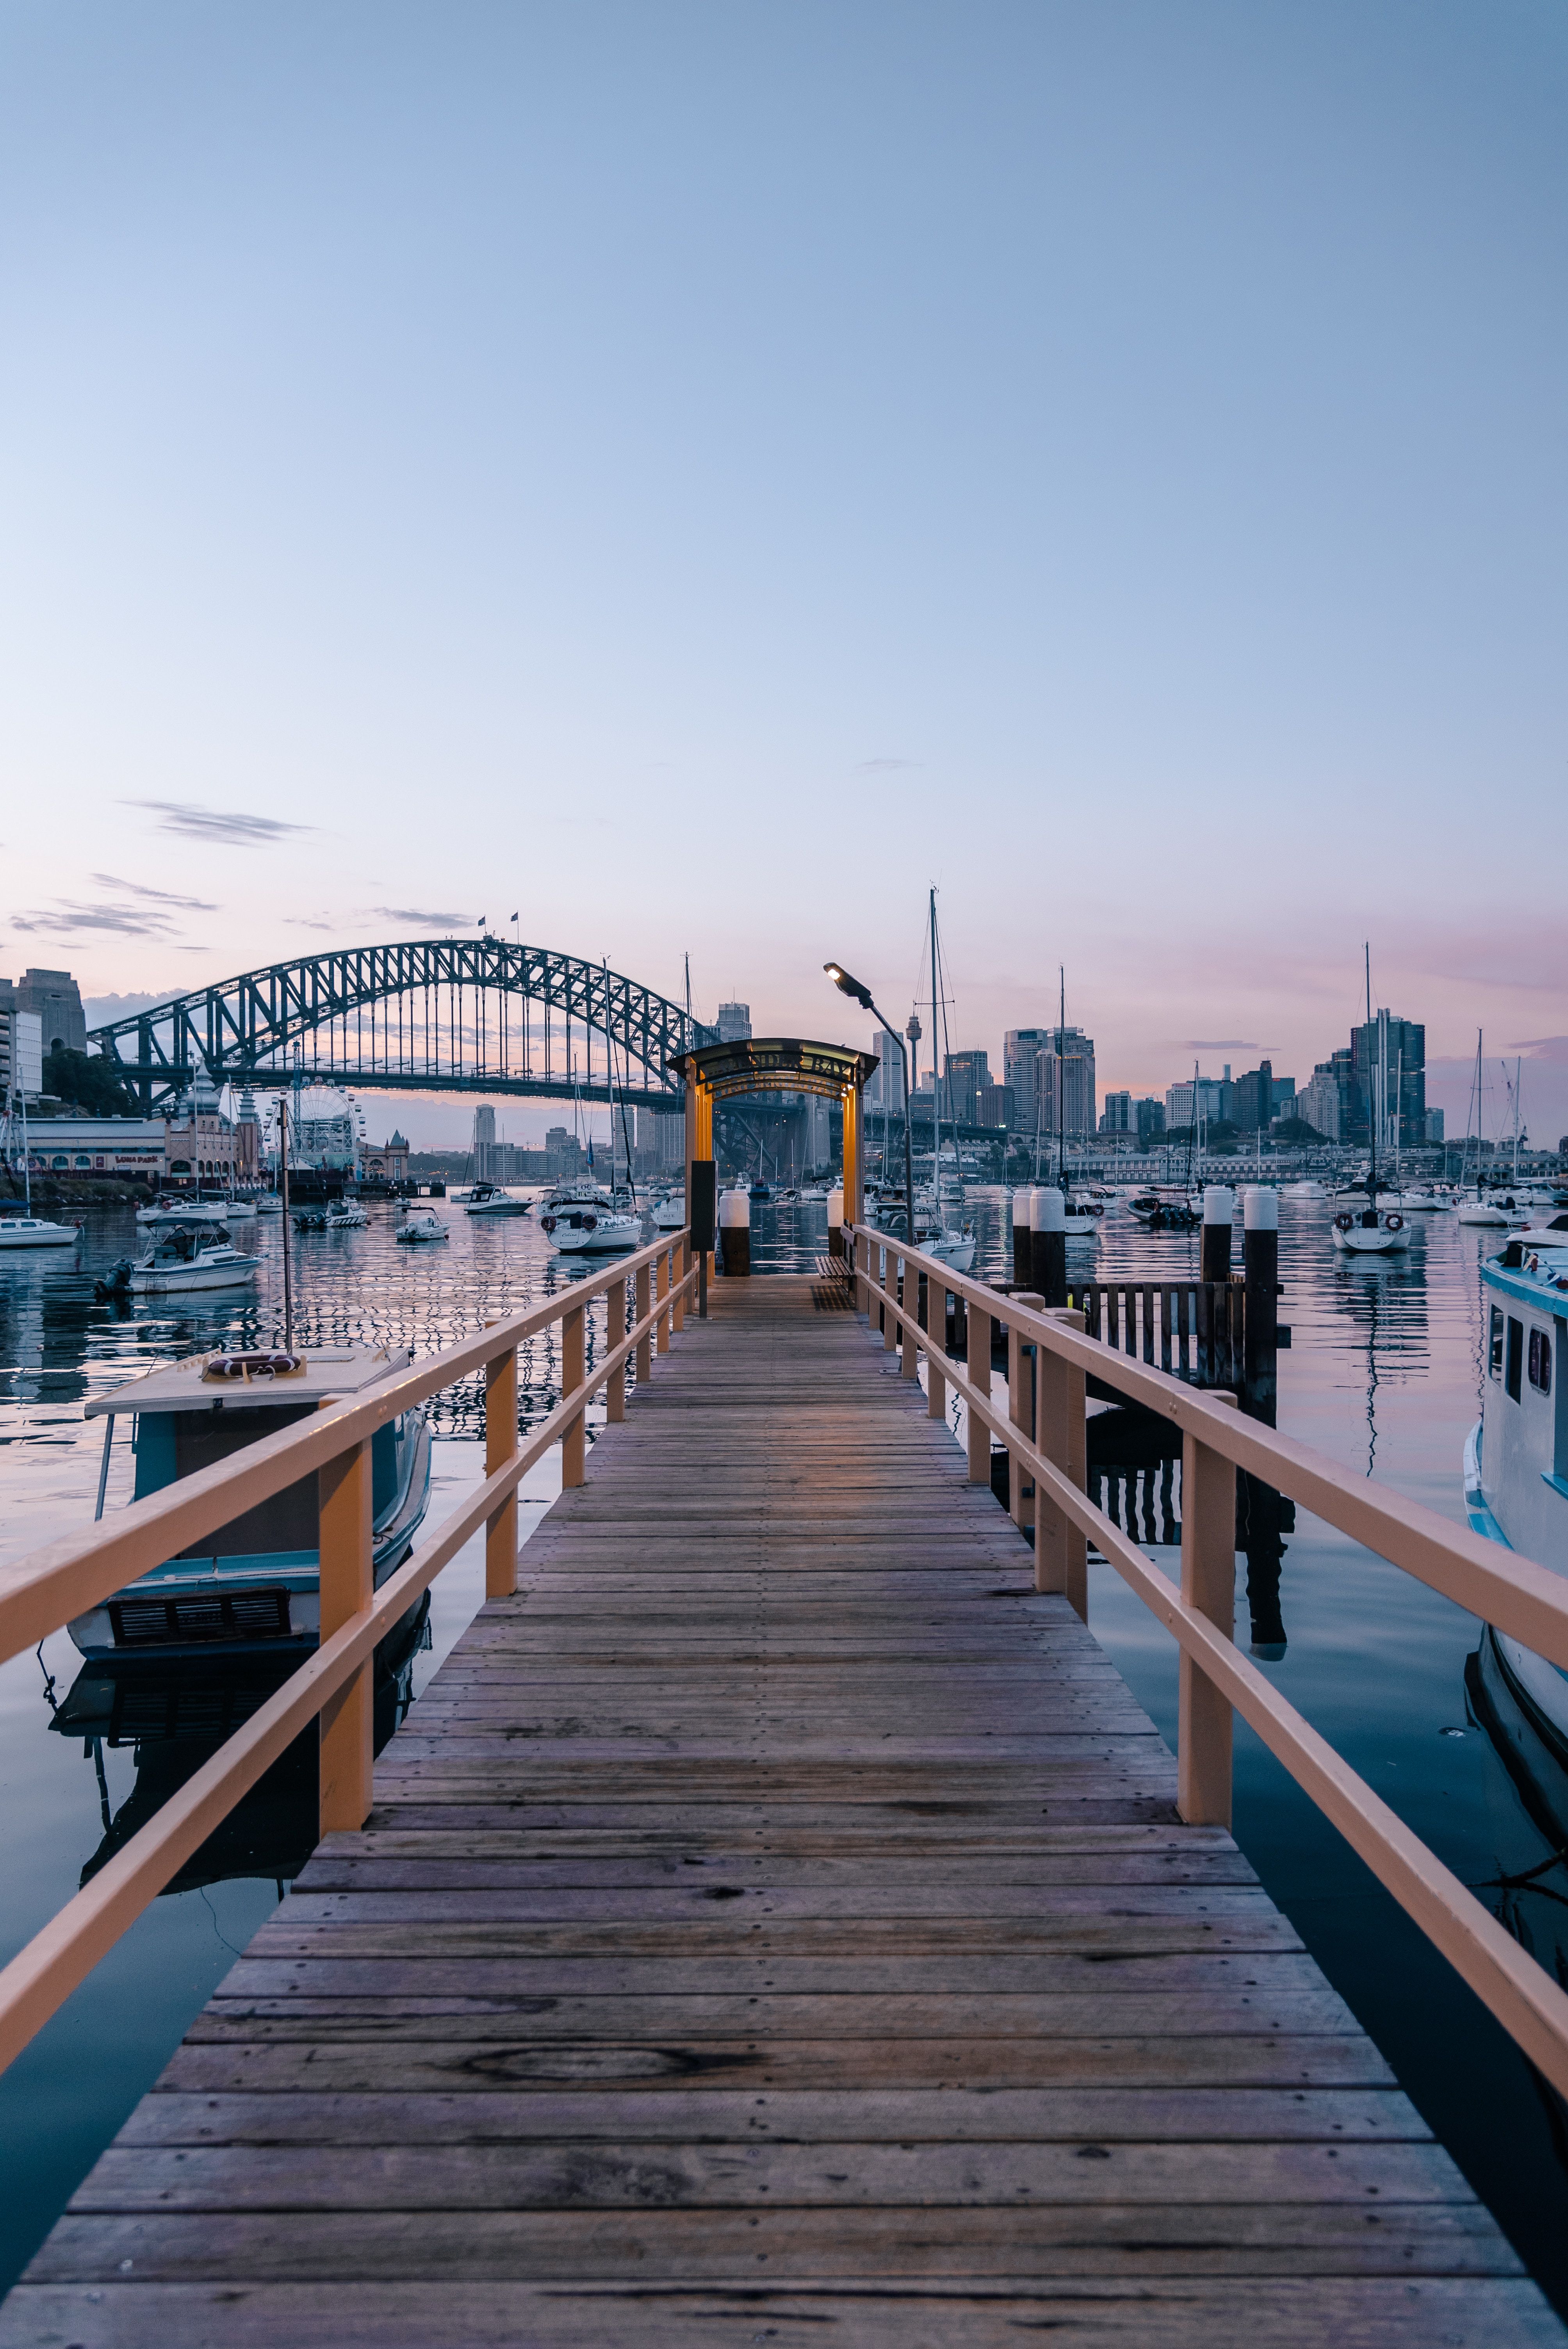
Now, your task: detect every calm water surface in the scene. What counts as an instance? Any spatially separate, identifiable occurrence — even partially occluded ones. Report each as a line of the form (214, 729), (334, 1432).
(1, 1187), (1564, 2303)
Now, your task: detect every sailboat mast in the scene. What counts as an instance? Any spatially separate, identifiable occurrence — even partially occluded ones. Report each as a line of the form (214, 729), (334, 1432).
(929, 888), (940, 1191)
(1057, 966), (1066, 1191)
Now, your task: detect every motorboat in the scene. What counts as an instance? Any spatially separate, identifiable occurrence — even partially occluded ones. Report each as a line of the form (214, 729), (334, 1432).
(749, 1180), (772, 1203)
(0, 1211), (80, 1250)
(255, 1194), (283, 1215)
(918, 1224), (977, 1274)
(137, 1196), (246, 1228)
(1463, 1230), (1568, 1766)
(774, 1187), (800, 1205)
(1127, 1191), (1201, 1230)
(463, 1183), (531, 1217)
(539, 1185), (640, 1253)
(71, 1344), (431, 1660)
(1061, 1195), (1103, 1237)
(98, 1224), (260, 1296)
(800, 1185), (830, 1201)
(395, 1209), (449, 1245)
(1387, 1189), (1450, 1211)
(1458, 1192), (1525, 1228)
(1331, 1205), (1410, 1255)
(652, 1192), (686, 1231)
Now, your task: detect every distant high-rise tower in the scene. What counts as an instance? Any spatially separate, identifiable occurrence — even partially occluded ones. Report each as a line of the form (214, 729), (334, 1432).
(717, 1002), (752, 1043)
(472, 1103), (496, 1155)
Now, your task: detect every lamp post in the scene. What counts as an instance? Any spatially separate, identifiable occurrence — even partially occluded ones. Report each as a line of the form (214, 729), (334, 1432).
(825, 962), (914, 1245)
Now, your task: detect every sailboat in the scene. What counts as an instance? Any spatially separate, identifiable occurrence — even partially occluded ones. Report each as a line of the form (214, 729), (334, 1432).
(0, 1088), (81, 1249)
(1457, 1033), (1510, 1225)
(1331, 951), (1410, 1255)
(913, 889), (976, 1273)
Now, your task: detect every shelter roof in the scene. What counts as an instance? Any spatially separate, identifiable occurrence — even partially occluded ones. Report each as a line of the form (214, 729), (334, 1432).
(668, 1037), (879, 1101)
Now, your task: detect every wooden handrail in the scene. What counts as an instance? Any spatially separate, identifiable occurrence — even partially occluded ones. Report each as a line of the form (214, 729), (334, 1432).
(848, 1223), (1568, 2102)
(0, 1232), (697, 2077)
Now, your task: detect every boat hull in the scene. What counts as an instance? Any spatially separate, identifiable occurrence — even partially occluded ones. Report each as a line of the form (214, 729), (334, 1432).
(0, 1223), (80, 1249)
(130, 1259), (260, 1292)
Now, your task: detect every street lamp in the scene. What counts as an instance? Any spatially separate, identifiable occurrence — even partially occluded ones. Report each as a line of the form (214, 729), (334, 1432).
(825, 962), (914, 1244)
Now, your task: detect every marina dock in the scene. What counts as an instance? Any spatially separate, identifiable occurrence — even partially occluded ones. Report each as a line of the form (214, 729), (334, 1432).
(4, 1271), (1558, 2345)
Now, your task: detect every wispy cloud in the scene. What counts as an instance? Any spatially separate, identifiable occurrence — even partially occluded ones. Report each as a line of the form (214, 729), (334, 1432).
(91, 873), (217, 912)
(124, 799), (312, 845)
(370, 905), (470, 929)
(855, 757), (919, 773)
(13, 899), (182, 938)
(286, 916), (337, 933)
(1182, 1039), (1262, 1051)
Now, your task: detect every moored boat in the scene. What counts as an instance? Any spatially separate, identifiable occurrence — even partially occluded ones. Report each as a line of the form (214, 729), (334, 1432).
(539, 1184), (640, 1253)
(0, 1212), (81, 1251)
(1331, 1205), (1410, 1255)
(98, 1224), (260, 1295)
(395, 1208), (449, 1244)
(72, 1344), (431, 1659)
(463, 1183), (531, 1217)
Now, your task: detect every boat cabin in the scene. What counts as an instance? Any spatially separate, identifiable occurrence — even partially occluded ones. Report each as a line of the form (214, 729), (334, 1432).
(1478, 1244), (1568, 1566)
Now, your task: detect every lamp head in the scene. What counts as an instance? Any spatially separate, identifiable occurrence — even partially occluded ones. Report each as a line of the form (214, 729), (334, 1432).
(824, 961), (874, 1011)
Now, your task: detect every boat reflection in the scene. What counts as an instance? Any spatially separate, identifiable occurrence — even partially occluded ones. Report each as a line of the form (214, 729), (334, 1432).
(46, 1599), (429, 1894)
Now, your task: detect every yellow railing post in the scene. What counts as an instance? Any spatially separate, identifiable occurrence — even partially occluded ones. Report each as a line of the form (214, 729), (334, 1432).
(656, 1247), (671, 1354)
(484, 1339), (519, 1598)
(1007, 1296), (1044, 1527)
(900, 1251), (919, 1379)
(635, 1259), (652, 1383)
(562, 1301), (586, 1487)
(1178, 1403), (1239, 1827)
(965, 1283), (990, 1485)
(606, 1276), (628, 1423)
(1035, 1306), (1087, 1617)
(318, 1438), (374, 1834)
(928, 1275), (946, 1420)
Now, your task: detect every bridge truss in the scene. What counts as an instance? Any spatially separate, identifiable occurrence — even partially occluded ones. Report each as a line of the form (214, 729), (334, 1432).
(88, 938), (713, 1116)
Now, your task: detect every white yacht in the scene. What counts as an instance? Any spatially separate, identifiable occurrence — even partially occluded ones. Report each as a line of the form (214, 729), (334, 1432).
(1464, 1230), (1568, 1761)
(0, 1212), (81, 1251)
(539, 1184), (640, 1254)
(652, 1192), (686, 1231)
(1458, 1192), (1525, 1228)
(137, 1196), (240, 1228)
(1331, 1204), (1410, 1255)
(463, 1183), (531, 1218)
(324, 1199), (369, 1229)
(100, 1225), (260, 1296)
(395, 1208), (448, 1245)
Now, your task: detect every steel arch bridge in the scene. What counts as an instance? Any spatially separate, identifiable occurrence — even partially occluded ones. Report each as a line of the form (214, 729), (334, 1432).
(87, 938), (715, 1116)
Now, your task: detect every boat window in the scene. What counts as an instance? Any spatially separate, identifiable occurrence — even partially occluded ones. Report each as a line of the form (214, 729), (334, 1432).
(1489, 1306), (1504, 1379)
(1506, 1317), (1524, 1404)
(1529, 1328), (1552, 1395)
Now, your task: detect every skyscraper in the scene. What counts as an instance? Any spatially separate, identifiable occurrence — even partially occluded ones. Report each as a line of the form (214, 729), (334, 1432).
(1351, 1014), (1424, 1146)
(867, 1027), (906, 1114)
(943, 1050), (990, 1126)
(1037, 1028), (1096, 1138)
(716, 1002), (752, 1043)
(1004, 1029), (1051, 1131)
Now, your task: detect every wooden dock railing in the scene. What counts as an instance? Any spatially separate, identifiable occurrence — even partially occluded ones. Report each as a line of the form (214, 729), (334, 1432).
(850, 1221), (1568, 2105)
(0, 1230), (696, 2077)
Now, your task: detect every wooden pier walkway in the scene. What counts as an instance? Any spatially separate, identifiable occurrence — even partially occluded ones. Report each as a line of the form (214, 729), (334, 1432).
(7, 1275), (1559, 2345)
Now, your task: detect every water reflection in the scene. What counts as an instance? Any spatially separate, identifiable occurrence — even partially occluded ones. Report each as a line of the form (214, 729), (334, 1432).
(43, 1599), (429, 1896)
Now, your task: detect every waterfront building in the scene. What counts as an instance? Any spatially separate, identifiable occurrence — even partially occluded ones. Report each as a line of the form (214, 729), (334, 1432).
(1136, 1096), (1167, 1145)
(364, 1130), (411, 1184)
(1004, 1029), (1051, 1131)
(637, 1107), (687, 1170)
(1100, 1091), (1132, 1133)
(545, 1125), (587, 1179)
(1037, 1028), (1096, 1138)
(1425, 1109), (1445, 1144)
(976, 1082), (1014, 1130)
(943, 1050), (990, 1126)
(164, 1071), (243, 1187)
(0, 968), (86, 1059)
(716, 1002), (752, 1043)
(1165, 1074), (1228, 1131)
(473, 1104), (496, 1157)
(5, 1112), (166, 1182)
(1231, 1062), (1284, 1135)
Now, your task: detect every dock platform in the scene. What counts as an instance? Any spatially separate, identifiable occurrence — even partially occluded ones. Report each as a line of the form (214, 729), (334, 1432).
(4, 1275), (1559, 2345)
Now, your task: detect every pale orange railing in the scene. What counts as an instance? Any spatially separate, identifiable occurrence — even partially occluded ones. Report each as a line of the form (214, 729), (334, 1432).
(850, 1221), (1568, 2102)
(0, 1230), (695, 2075)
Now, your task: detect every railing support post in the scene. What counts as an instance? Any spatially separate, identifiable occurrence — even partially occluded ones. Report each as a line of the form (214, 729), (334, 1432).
(1178, 1407), (1238, 1827)
(966, 1279), (991, 1484)
(928, 1280), (946, 1419)
(606, 1278), (627, 1424)
(856, 1228), (872, 1319)
(318, 1438), (374, 1835)
(882, 1246), (896, 1351)
(484, 1340), (519, 1598)
(1007, 1295), (1044, 1528)
(635, 1260), (652, 1385)
(656, 1248), (671, 1355)
(562, 1301), (586, 1487)
(1035, 1308), (1087, 1617)
(900, 1254), (918, 1379)
(673, 1237), (688, 1332)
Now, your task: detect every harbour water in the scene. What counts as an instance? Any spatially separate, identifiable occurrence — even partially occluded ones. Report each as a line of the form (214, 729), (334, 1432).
(1, 1189), (1565, 2303)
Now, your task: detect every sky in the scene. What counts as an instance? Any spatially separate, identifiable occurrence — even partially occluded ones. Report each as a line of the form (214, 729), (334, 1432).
(3, 1), (1566, 1148)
